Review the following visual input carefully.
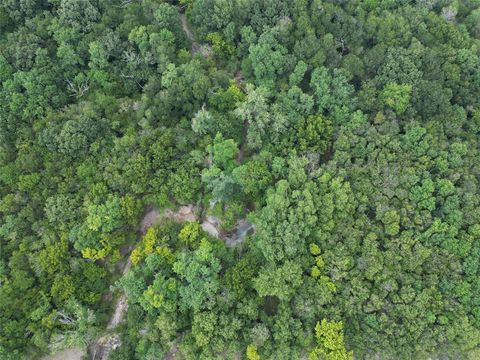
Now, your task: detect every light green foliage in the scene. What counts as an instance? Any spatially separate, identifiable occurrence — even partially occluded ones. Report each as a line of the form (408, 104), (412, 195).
(131, 226), (160, 266)
(253, 261), (303, 301)
(207, 32), (235, 59)
(234, 84), (272, 149)
(202, 133), (240, 203)
(141, 276), (178, 313)
(409, 178), (436, 211)
(51, 275), (76, 304)
(378, 209), (400, 236)
(289, 60), (308, 86)
(192, 106), (214, 135)
(178, 221), (202, 248)
(252, 176), (317, 263)
(173, 240), (222, 312)
(208, 133), (239, 172)
(86, 196), (123, 233)
(309, 319), (353, 360)
(38, 241), (69, 275)
(310, 66), (355, 123)
(381, 82), (412, 114)
(2, 1), (480, 359)
(247, 344), (261, 360)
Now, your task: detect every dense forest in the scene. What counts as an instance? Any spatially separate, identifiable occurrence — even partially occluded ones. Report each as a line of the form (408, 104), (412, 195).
(1, 0), (480, 359)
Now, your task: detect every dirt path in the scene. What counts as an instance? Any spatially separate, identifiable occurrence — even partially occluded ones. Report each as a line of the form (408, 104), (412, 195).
(107, 294), (128, 330)
(201, 215), (221, 237)
(43, 348), (85, 360)
(165, 205), (197, 223)
(45, 204), (251, 360)
(139, 205), (196, 235)
(225, 220), (254, 247)
(102, 213), (145, 332)
(237, 118), (248, 163)
(179, 11), (211, 57)
(89, 205), (199, 360)
(82, 203), (251, 360)
(201, 215), (254, 247)
(179, 12), (195, 44)
(140, 207), (161, 234)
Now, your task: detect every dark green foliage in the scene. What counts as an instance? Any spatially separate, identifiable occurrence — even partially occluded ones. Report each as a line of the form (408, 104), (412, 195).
(2, 1), (480, 359)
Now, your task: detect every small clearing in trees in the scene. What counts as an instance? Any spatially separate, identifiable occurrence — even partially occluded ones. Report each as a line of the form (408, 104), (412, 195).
(201, 215), (222, 237)
(201, 215), (254, 247)
(164, 204), (197, 223)
(89, 205), (197, 359)
(89, 204), (253, 359)
(139, 206), (161, 234)
(44, 205), (253, 360)
(225, 220), (254, 247)
(140, 205), (197, 234)
(42, 348), (85, 360)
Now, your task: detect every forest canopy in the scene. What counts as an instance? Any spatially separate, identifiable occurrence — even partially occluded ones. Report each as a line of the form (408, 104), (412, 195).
(1, 0), (480, 359)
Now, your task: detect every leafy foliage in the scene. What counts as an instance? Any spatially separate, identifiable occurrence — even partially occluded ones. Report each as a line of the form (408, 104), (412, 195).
(2, 0), (480, 359)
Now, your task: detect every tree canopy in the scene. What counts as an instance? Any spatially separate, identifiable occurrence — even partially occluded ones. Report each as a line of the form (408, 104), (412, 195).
(1, 0), (480, 359)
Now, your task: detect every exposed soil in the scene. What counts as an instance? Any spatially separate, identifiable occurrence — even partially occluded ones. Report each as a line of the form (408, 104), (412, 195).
(90, 334), (121, 360)
(140, 205), (197, 235)
(163, 346), (179, 360)
(179, 12), (211, 57)
(42, 348), (85, 360)
(107, 294), (128, 330)
(140, 206), (161, 234)
(201, 215), (221, 237)
(164, 204), (197, 223)
(201, 215), (254, 247)
(225, 220), (254, 247)
(52, 204), (252, 360)
(89, 205), (198, 360)
(179, 12), (195, 43)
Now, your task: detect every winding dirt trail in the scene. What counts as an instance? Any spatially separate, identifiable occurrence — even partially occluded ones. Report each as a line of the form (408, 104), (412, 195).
(179, 12), (195, 44)
(105, 205), (250, 338)
(117, 206), (197, 317)
(90, 205), (198, 360)
(50, 204), (252, 360)
(179, 11), (211, 57)
(46, 9), (248, 360)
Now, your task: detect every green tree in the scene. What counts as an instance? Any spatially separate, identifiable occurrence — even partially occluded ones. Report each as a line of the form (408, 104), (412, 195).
(297, 115), (333, 154)
(380, 82), (412, 114)
(86, 195), (124, 233)
(57, 0), (99, 32)
(253, 261), (303, 301)
(234, 84), (272, 150)
(173, 240), (222, 312)
(309, 319), (353, 360)
(248, 28), (288, 88)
